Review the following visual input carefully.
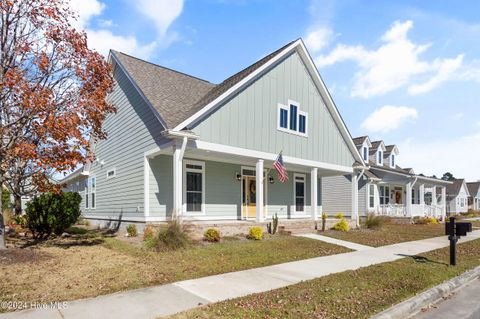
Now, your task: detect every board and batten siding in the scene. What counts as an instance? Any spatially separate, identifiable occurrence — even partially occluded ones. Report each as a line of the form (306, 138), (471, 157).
(80, 62), (167, 220)
(321, 175), (367, 217)
(191, 51), (355, 168)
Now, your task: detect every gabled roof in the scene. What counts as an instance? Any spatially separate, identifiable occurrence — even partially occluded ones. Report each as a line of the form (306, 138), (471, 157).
(384, 145), (399, 155)
(446, 179), (469, 197)
(467, 182), (480, 197)
(352, 136), (370, 147)
(111, 51), (216, 129)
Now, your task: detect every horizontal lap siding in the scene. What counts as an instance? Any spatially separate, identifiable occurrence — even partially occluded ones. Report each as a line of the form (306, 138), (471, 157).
(192, 52), (355, 167)
(78, 64), (166, 220)
(321, 175), (368, 217)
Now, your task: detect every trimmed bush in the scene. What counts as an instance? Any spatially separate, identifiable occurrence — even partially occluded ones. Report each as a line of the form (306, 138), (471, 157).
(365, 214), (387, 229)
(126, 224), (138, 237)
(334, 212), (345, 219)
(333, 218), (350, 232)
(248, 226), (263, 240)
(26, 192), (82, 239)
(155, 221), (190, 251)
(414, 216), (439, 225)
(204, 228), (221, 242)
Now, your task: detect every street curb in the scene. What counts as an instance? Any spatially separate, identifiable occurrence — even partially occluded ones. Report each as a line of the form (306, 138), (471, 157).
(371, 265), (480, 319)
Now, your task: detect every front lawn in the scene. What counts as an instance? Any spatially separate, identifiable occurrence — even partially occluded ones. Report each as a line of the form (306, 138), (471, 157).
(0, 230), (349, 311)
(168, 238), (480, 319)
(322, 223), (445, 247)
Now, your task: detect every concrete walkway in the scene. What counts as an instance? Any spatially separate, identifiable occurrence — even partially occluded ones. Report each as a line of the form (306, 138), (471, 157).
(2, 230), (480, 319)
(296, 233), (373, 251)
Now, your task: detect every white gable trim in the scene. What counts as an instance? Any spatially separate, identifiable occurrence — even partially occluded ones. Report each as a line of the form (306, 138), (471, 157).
(172, 40), (365, 166)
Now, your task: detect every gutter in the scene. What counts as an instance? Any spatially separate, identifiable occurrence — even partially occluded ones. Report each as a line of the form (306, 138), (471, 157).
(161, 129), (200, 140)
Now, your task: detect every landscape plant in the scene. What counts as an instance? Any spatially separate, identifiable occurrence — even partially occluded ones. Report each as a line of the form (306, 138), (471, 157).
(365, 214), (386, 229)
(148, 220), (190, 251)
(248, 226), (263, 240)
(334, 212), (344, 219)
(126, 224), (138, 237)
(204, 228), (221, 242)
(321, 213), (328, 232)
(332, 218), (350, 232)
(272, 213), (279, 235)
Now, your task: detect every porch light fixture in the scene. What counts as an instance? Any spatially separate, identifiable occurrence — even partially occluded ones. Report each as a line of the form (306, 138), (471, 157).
(236, 172), (241, 181)
(268, 176), (274, 184)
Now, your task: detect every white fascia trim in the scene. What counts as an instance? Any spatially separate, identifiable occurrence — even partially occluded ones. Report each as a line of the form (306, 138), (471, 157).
(110, 52), (169, 129)
(414, 175), (453, 186)
(144, 141), (174, 158)
(172, 40), (301, 131)
(296, 40), (365, 166)
(162, 130), (200, 140)
(193, 140), (353, 173)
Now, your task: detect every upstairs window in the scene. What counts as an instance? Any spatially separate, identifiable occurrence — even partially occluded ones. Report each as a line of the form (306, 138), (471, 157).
(277, 100), (308, 137)
(363, 147), (368, 161)
(391, 154), (395, 167)
(377, 151), (383, 165)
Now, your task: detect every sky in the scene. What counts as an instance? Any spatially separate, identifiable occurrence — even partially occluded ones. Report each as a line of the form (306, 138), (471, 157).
(69, 0), (480, 181)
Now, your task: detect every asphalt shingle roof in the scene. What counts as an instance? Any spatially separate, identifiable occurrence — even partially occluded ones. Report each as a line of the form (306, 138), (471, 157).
(446, 179), (466, 196)
(111, 40), (296, 129)
(467, 182), (480, 197)
(352, 136), (368, 146)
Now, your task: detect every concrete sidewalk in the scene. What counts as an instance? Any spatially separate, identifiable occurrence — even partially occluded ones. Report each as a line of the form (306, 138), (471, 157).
(2, 231), (480, 319)
(296, 233), (373, 251)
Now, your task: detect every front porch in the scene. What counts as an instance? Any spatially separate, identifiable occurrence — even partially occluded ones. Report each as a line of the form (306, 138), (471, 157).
(144, 137), (357, 223)
(368, 168), (449, 220)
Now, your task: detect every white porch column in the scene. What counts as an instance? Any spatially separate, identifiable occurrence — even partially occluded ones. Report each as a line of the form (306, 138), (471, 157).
(256, 159), (264, 222)
(441, 186), (447, 219)
(432, 186), (437, 206)
(351, 173), (359, 227)
(173, 137), (187, 220)
(311, 168), (318, 220)
(406, 182), (412, 217)
(419, 184), (425, 205)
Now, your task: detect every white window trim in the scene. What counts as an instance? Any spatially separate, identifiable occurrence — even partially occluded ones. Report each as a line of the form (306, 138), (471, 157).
(377, 150), (383, 165)
(368, 184), (375, 208)
(363, 146), (369, 161)
(90, 176), (96, 210)
(390, 154), (395, 168)
(276, 100), (308, 138)
(293, 173), (306, 214)
(106, 168), (116, 179)
(183, 160), (205, 215)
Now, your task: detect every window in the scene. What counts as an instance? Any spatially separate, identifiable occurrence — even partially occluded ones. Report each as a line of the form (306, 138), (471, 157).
(106, 168), (116, 179)
(85, 179), (89, 208)
(277, 101), (308, 137)
(369, 184), (375, 208)
(299, 113), (306, 133)
(184, 161), (205, 213)
(90, 177), (96, 209)
(377, 151), (383, 165)
(279, 108), (288, 129)
(391, 155), (395, 167)
(412, 188), (416, 204)
(379, 186), (390, 205)
(363, 147), (368, 161)
(294, 175), (305, 213)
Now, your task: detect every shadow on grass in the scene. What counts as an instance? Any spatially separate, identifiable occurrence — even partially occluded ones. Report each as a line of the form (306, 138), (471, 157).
(396, 254), (449, 266)
(16, 229), (116, 249)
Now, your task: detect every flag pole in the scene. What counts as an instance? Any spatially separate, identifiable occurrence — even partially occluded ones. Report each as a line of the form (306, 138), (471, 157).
(264, 150), (282, 181)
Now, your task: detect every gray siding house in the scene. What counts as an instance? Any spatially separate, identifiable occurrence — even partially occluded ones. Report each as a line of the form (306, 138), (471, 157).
(63, 39), (366, 225)
(321, 136), (452, 220)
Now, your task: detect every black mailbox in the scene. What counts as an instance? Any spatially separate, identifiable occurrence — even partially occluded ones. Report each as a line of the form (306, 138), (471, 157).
(445, 221), (473, 236)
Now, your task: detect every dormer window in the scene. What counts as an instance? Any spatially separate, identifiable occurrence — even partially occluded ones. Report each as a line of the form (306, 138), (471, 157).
(363, 147), (368, 161)
(377, 150), (383, 165)
(391, 154), (395, 168)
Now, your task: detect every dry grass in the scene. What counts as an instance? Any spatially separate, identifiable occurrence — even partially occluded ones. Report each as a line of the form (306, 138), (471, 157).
(168, 239), (480, 319)
(322, 223), (445, 247)
(0, 230), (349, 311)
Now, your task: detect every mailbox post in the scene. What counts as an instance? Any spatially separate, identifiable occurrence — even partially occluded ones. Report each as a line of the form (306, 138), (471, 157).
(445, 216), (473, 266)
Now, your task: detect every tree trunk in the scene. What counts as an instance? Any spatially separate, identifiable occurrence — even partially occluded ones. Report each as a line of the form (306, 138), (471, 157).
(14, 194), (22, 216)
(0, 183), (6, 250)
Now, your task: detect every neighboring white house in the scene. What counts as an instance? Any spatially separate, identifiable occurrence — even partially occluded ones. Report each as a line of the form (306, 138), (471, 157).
(445, 179), (470, 214)
(467, 182), (480, 211)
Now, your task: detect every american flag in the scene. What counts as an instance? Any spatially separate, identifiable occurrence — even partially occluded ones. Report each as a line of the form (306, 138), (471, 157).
(273, 152), (288, 183)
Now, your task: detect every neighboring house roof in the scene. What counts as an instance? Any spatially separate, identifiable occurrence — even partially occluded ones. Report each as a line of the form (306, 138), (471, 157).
(384, 145), (399, 155)
(446, 179), (469, 197)
(467, 182), (480, 198)
(59, 166), (87, 184)
(110, 41), (294, 130)
(352, 136), (368, 146)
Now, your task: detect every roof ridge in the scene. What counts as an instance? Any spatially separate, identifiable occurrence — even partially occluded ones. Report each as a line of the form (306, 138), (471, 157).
(111, 50), (214, 85)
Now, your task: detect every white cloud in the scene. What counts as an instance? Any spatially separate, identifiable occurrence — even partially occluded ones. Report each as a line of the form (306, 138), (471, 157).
(135, 0), (184, 37)
(86, 29), (157, 58)
(69, 0), (105, 29)
(361, 105), (418, 133)
(313, 20), (465, 98)
(399, 132), (480, 180)
(304, 27), (333, 52)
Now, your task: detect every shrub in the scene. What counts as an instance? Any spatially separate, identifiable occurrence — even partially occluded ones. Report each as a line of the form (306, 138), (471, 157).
(25, 192), (82, 239)
(414, 216), (439, 225)
(126, 224), (138, 237)
(333, 218), (350, 232)
(204, 228), (221, 242)
(12, 215), (26, 227)
(334, 212), (344, 219)
(365, 214), (386, 229)
(272, 213), (279, 235)
(143, 225), (155, 241)
(154, 221), (190, 251)
(248, 226), (263, 240)
(321, 213), (328, 232)
(64, 226), (88, 235)
(2, 186), (10, 211)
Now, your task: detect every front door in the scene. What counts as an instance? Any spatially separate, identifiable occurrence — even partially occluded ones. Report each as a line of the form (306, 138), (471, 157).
(242, 176), (256, 218)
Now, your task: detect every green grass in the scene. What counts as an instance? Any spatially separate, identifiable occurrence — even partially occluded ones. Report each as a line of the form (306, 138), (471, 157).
(168, 238), (480, 319)
(322, 223), (445, 247)
(0, 233), (349, 311)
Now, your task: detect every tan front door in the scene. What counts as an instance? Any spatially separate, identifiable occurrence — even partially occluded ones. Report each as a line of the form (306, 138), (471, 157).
(242, 176), (256, 218)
